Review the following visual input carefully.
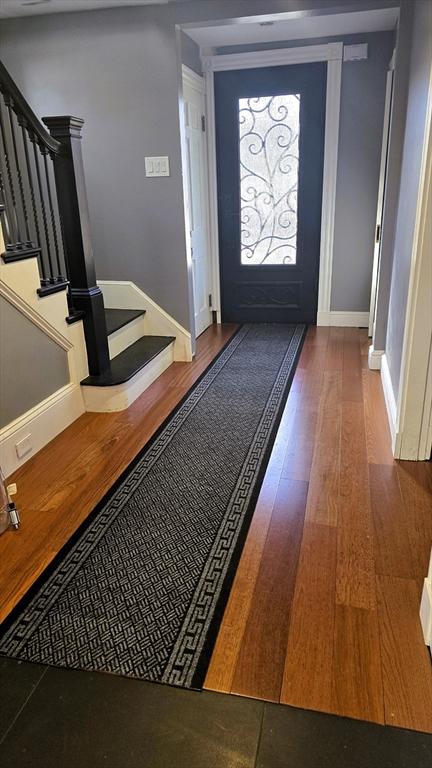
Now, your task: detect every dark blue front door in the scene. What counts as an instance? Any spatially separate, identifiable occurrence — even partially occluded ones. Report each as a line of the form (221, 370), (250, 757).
(215, 63), (326, 323)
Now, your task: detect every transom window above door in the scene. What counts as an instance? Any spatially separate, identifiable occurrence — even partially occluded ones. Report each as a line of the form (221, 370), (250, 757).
(239, 94), (300, 266)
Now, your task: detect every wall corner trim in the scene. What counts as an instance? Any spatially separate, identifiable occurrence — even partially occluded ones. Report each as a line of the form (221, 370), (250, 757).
(380, 353), (398, 455)
(368, 345), (384, 370)
(420, 577), (432, 649)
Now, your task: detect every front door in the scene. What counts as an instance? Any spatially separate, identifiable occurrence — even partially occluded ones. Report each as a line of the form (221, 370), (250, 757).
(215, 63), (326, 323)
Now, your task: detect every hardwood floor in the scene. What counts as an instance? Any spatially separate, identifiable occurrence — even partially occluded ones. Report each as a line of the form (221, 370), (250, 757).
(205, 326), (432, 734)
(0, 323), (237, 623)
(1, 325), (431, 733)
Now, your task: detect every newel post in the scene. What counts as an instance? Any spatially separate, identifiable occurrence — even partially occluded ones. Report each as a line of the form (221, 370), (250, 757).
(42, 115), (110, 377)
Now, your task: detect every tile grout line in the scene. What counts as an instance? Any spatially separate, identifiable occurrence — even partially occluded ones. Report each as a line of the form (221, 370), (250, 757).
(0, 665), (49, 746)
(253, 702), (266, 768)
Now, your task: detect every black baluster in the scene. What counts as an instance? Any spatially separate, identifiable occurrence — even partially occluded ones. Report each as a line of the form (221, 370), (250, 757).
(32, 141), (54, 282)
(0, 97), (21, 248)
(19, 120), (45, 278)
(0, 170), (12, 245)
(43, 150), (63, 281)
(4, 96), (31, 246)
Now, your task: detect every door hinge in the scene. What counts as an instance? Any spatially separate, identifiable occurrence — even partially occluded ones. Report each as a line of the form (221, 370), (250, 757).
(208, 293), (212, 308)
(376, 223), (381, 243)
(201, 114), (206, 132)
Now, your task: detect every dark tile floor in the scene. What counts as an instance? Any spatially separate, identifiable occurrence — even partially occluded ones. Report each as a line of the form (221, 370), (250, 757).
(0, 658), (431, 768)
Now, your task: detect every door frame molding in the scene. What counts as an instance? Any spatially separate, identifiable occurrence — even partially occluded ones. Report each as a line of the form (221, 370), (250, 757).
(181, 64), (213, 337)
(368, 64), (394, 338)
(392, 65), (432, 460)
(201, 42), (343, 324)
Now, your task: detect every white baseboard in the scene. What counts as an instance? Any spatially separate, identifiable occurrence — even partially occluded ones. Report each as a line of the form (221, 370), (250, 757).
(82, 342), (174, 412)
(368, 345), (384, 370)
(98, 280), (192, 361)
(0, 383), (85, 478)
(380, 353), (398, 453)
(317, 310), (370, 327)
(317, 310), (369, 328)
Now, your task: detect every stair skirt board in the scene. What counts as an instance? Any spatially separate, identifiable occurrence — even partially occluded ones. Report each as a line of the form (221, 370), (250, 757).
(107, 314), (147, 360)
(82, 343), (174, 412)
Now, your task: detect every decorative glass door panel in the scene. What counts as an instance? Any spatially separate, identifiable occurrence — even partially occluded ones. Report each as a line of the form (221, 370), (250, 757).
(239, 94), (300, 266)
(215, 63), (326, 323)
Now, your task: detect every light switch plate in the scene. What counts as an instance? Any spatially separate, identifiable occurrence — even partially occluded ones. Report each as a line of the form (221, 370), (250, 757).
(145, 156), (170, 177)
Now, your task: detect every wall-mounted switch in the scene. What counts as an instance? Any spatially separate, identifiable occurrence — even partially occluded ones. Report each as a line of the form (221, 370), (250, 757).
(145, 156), (170, 177)
(15, 434), (32, 459)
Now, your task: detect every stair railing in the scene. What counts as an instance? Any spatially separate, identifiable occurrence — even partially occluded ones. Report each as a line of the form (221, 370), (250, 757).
(0, 60), (109, 376)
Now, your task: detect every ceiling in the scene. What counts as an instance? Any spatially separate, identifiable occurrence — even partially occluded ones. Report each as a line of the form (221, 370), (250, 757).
(0, 0), (169, 18)
(184, 7), (399, 49)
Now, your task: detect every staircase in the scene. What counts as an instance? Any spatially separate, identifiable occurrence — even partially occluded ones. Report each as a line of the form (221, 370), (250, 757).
(81, 307), (175, 411)
(0, 60), (178, 419)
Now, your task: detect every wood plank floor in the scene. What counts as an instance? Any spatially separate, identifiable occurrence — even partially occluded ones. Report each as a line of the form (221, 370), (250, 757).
(204, 326), (432, 734)
(0, 323), (237, 622)
(1, 325), (431, 733)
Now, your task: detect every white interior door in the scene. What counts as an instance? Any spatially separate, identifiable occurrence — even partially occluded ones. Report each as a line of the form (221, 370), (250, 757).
(183, 70), (212, 337)
(369, 67), (394, 337)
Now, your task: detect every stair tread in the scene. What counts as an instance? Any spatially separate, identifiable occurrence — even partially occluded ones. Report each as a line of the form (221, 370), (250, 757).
(104, 308), (146, 335)
(81, 336), (175, 387)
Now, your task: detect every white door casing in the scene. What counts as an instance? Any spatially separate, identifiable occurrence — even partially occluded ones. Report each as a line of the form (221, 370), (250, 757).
(394, 66), (432, 461)
(369, 65), (395, 338)
(182, 66), (212, 337)
(201, 43), (343, 325)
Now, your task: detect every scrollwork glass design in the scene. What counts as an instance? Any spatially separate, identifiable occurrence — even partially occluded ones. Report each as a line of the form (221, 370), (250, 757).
(239, 94), (300, 265)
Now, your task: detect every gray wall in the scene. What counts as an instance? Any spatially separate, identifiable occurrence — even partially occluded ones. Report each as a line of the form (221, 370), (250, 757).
(373, 0), (413, 350)
(217, 32), (395, 312)
(332, 32), (395, 311)
(0, 2), (395, 327)
(0, 4), (192, 329)
(180, 31), (202, 75)
(0, 297), (69, 427)
(385, 0), (432, 398)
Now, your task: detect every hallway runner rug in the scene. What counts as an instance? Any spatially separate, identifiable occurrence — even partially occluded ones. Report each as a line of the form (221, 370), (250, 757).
(0, 324), (305, 689)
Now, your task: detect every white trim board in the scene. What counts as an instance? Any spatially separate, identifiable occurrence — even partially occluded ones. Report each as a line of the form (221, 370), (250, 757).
(0, 280), (72, 351)
(201, 42), (343, 323)
(316, 311), (369, 327)
(420, 550), (432, 650)
(393, 63), (432, 462)
(182, 64), (205, 94)
(380, 353), (397, 452)
(0, 383), (84, 478)
(98, 280), (192, 361)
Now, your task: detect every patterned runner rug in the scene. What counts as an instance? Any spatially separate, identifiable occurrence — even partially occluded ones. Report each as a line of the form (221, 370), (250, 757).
(0, 324), (305, 689)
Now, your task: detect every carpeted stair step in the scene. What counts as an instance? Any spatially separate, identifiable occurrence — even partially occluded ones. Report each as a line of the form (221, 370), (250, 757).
(81, 335), (175, 387)
(104, 308), (146, 336)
